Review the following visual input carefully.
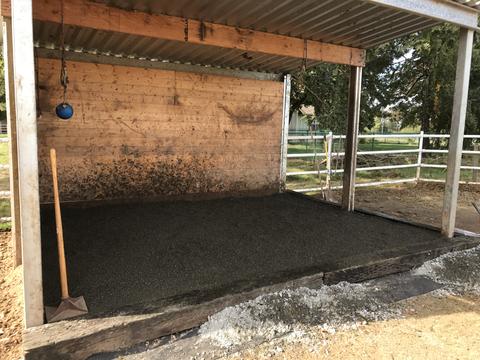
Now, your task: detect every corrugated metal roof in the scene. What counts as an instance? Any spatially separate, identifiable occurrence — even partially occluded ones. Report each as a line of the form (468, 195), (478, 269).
(452, 0), (480, 10)
(33, 0), (477, 73)
(34, 22), (323, 73)
(97, 0), (443, 48)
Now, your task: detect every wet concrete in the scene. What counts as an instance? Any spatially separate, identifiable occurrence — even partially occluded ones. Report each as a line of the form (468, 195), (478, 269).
(40, 193), (474, 316)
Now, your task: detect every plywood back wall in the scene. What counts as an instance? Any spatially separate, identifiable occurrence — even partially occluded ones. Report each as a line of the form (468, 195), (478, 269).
(36, 58), (284, 203)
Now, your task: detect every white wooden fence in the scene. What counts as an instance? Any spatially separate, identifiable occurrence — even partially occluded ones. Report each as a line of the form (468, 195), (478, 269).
(0, 137), (11, 222)
(287, 132), (480, 193)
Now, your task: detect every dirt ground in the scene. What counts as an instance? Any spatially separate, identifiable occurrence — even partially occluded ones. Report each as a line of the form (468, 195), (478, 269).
(228, 293), (480, 360)
(351, 182), (480, 234)
(0, 232), (23, 360)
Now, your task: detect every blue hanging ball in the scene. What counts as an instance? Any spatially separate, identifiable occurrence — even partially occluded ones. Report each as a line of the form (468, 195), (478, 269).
(55, 103), (74, 120)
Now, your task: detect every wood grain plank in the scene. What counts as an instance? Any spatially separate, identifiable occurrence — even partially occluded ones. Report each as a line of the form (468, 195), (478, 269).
(3, 0), (366, 66)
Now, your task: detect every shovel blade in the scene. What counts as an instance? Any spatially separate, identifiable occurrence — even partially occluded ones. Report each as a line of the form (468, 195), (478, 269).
(45, 296), (88, 323)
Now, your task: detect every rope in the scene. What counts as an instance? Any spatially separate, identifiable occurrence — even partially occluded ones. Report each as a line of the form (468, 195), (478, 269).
(34, 47), (42, 117)
(302, 39), (308, 73)
(60, 0), (68, 103)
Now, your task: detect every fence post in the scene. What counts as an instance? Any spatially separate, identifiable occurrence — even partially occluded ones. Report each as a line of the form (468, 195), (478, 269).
(416, 131), (424, 182)
(326, 132), (333, 190)
(280, 74), (291, 191)
(473, 143), (479, 182)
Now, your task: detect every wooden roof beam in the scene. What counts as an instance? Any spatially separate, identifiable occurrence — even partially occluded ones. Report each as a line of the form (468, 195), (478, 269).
(1, 0), (366, 67)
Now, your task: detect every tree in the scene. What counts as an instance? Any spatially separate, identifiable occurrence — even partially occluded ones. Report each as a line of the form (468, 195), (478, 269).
(0, 51), (6, 121)
(291, 24), (480, 137)
(394, 25), (458, 135)
(290, 38), (411, 133)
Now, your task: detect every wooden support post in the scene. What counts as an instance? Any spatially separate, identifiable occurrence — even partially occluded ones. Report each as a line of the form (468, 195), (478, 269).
(11, 0), (44, 327)
(441, 28), (474, 238)
(2, 18), (22, 266)
(473, 143), (479, 182)
(342, 66), (363, 211)
(280, 74), (291, 191)
(416, 130), (424, 181)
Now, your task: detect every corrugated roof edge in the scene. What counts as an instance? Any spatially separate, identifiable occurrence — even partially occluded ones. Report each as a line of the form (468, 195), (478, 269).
(365, 0), (479, 30)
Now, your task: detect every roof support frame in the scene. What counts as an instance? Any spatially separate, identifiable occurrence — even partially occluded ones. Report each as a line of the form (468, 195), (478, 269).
(342, 66), (363, 211)
(442, 28), (475, 238)
(364, 0), (479, 30)
(34, 47), (283, 81)
(1, 0), (366, 67)
(10, 0), (44, 328)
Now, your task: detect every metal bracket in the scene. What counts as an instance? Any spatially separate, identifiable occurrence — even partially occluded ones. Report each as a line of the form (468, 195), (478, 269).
(199, 21), (206, 41)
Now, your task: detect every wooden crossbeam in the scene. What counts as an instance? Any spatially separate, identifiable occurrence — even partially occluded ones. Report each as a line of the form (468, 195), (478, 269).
(1, 0), (366, 67)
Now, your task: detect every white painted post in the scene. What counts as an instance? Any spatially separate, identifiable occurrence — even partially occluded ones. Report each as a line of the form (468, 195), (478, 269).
(2, 18), (22, 266)
(473, 143), (479, 182)
(280, 74), (291, 191)
(441, 28), (474, 238)
(342, 66), (363, 211)
(11, 0), (44, 327)
(326, 131), (333, 190)
(416, 130), (424, 181)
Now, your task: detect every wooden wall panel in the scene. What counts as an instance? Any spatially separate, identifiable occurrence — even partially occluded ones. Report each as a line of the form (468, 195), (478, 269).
(36, 59), (284, 203)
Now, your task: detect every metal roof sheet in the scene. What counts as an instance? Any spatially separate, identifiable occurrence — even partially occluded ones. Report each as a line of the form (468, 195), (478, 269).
(34, 21), (324, 73)
(452, 0), (480, 10)
(96, 0), (444, 48)
(33, 0), (478, 73)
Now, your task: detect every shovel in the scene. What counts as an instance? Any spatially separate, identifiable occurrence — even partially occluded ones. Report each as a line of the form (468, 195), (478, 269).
(45, 148), (88, 323)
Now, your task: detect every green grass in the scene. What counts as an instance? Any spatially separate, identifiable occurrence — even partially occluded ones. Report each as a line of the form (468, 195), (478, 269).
(0, 142), (9, 165)
(288, 137), (419, 154)
(358, 140), (418, 151)
(286, 135), (480, 191)
(0, 222), (11, 231)
(0, 199), (10, 217)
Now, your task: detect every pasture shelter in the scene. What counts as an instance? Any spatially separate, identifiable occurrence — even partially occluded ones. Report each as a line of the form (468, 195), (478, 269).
(1, 0), (480, 357)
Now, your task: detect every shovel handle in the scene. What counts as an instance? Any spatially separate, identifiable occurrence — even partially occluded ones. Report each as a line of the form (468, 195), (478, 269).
(50, 148), (69, 299)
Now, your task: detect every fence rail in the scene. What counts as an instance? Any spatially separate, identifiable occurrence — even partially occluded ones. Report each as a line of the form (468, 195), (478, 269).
(287, 131), (480, 193)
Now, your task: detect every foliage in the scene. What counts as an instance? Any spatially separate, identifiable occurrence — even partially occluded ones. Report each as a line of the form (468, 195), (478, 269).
(290, 64), (348, 133)
(291, 39), (410, 133)
(394, 25), (459, 134)
(0, 50), (5, 120)
(291, 24), (480, 137)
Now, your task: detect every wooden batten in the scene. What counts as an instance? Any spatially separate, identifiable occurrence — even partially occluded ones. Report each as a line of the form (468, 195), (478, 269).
(2, 18), (22, 266)
(1, 0), (366, 67)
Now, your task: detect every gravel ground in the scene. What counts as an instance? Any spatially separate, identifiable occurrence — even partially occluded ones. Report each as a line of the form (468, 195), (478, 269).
(414, 245), (480, 294)
(97, 245), (480, 360)
(40, 193), (460, 315)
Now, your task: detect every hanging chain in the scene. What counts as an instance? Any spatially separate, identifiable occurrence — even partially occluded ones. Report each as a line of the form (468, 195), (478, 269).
(302, 39), (308, 73)
(293, 39), (308, 88)
(60, 0), (68, 103)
